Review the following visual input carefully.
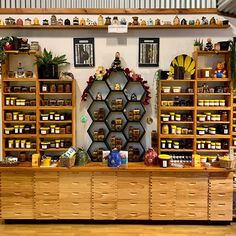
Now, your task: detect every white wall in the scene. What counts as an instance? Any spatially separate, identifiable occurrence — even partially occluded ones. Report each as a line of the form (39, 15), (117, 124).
(0, 14), (236, 157)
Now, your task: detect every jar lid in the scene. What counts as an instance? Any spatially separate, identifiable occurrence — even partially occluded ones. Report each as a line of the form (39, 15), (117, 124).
(197, 127), (205, 131)
(209, 127), (216, 130)
(162, 86), (171, 89)
(161, 114), (170, 117)
(173, 141), (179, 144)
(175, 114), (181, 117)
(161, 140), (166, 143)
(220, 100), (225, 102)
(159, 154), (171, 160)
(172, 86), (181, 89)
(208, 156), (217, 159)
(167, 140), (172, 143)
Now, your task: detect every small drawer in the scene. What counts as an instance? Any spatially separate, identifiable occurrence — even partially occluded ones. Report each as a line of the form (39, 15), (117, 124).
(175, 208), (208, 220)
(93, 210), (117, 220)
(93, 201), (116, 210)
(151, 191), (175, 201)
(93, 191), (116, 201)
(151, 210), (174, 220)
(118, 189), (149, 201)
(209, 211), (232, 221)
(209, 192), (232, 202)
(209, 201), (232, 211)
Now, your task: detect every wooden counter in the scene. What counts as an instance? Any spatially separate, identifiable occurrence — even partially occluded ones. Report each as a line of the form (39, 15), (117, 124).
(0, 163), (233, 222)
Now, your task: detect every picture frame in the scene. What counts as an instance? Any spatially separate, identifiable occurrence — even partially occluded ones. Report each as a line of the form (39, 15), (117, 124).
(138, 38), (159, 67)
(73, 38), (95, 67)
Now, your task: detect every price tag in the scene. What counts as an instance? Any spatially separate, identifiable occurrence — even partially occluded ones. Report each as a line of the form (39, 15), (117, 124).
(108, 25), (128, 33)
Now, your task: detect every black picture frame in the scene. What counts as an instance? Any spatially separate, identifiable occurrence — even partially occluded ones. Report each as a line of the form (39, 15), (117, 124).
(234, 37), (236, 47)
(138, 38), (159, 67)
(73, 38), (95, 67)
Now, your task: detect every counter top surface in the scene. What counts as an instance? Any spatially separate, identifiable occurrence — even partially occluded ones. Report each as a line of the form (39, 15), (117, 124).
(0, 162), (233, 172)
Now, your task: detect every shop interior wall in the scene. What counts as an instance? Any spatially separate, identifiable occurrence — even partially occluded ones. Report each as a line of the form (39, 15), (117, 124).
(0, 14), (235, 160)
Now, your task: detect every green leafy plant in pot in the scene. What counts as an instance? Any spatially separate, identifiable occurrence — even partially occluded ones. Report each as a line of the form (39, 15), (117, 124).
(0, 36), (13, 63)
(34, 48), (69, 79)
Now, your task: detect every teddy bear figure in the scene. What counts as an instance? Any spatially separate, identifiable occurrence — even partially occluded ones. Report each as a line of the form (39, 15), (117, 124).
(214, 62), (226, 78)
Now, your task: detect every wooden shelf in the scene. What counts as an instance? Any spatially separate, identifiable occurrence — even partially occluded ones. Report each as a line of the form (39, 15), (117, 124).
(4, 50), (37, 54)
(160, 79), (195, 82)
(40, 120), (72, 124)
(3, 106), (36, 110)
(196, 135), (231, 139)
(0, 24), (229, 30)
(161, 93), (194, 96)
(38, 79), (73, 82)
(197, 149), (229, 153)
(3, 134), (36, 138)
(197, 106), (231, 110)
(161, 121), (193, 124)
(39, 134), (72, 138)
(4, 121), (36, 124)
(4, 148), (36, 151)
(194, 51), (230, 55)
(3, 92), (36, 95)
(197, 93), (231, 96)
(40, 148), (68, 152)
(197, 121), (230, 124)
(160, 149), (193, 152)
(160, 106), (194, 110)
(39, 93), (72, 95)
(3, 78), (36, 82)
(39, 106), (72, 110)
(160, 134), (194, 139)
(197, 78), (230, 81)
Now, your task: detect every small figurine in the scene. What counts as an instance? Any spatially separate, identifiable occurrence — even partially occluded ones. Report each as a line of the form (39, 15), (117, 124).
(98, 15), (104, 26)
(173, 16), (180, 25)
(24, 18), (31, 25)
(210, 17), (216, 25)
(16, 18), (23, 26)
(140, 20), (146, 26)
(33, 17), (40, 25)
(42, 19), (49, 25)
(189, 20), (195, 25)
(217, 19), (223, 25)
(201, 16), (208, 25)
(132, 16), (139, 25)
(95, 66), (106, 80)
(155, 18), (161, 25)
(57, 18), (63, 25)
(50, 15), (57, 25)
(195, 19), (200, 25)
(0, 19), (4, 25)
(120, 17), (127, 25)
(111, 52), (121, 71)
(64, 19), (71, 25)
(105, 17), (111, 25)
(112, 16), (119, 25)
(17, 62), (25, 78)
(131, 93), (137, 101)
(147, 18), (154, 26)
(87, 18), (94, 26)
(214, 42), (221, 51)
(204, 38), (213, 51)
(214, 62), (226, 78)
(96, 92), (103, 100)
(114, 83), (121, 90)
(80, 18), (86, 26)
(73, 17), (79, 25)
(181, 18), (187, 25)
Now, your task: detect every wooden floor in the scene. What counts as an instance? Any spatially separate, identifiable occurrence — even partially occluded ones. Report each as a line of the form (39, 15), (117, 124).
(0, 222), (236, 236)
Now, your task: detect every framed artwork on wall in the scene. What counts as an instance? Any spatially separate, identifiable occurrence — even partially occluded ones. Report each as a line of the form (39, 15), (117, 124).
(138, 38), (159, 67)
(73, 38), (95, 67)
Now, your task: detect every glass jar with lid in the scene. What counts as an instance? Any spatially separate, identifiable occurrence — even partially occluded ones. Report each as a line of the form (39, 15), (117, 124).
(176, 127), (181, 135)
(161, 140), (166, 149)
(167, 140), (172, 149)
(173, 141), (179, 149)
(221, 111), (228, 121)
(162, 124), (169, 134)
(171, 125), (176, 134)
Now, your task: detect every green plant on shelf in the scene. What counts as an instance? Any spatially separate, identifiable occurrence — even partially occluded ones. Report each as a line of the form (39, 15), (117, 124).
(193, 39), (203, 51)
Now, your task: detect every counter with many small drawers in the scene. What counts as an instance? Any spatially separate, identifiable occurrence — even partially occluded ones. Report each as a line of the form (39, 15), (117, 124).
(0, 163), (233, 222)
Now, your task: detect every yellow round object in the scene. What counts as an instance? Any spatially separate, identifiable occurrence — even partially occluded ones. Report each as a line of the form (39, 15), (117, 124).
(159, 154), (171, 160)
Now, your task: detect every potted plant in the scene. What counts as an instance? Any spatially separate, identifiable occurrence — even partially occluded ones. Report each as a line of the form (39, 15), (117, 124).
(229, 40), (236, 89)
(0, 36), (13, 63)
(34, 48), (69, 79)
(193, 39), (203, 51)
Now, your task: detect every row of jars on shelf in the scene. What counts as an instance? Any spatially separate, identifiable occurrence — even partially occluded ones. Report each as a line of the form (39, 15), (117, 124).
(161, 98), (193, 106)
(41, 84), (72, 93)
(197, 125), (229, 135)
(162, 125), (192, 135)
(41, 140), (70, 149)
(169, 155), (192, 164)
(5, 97), (36, 106)
(161, 140), (192, 149)
(161, 113), (192, 122)
(197, 140), (229, 150)
(41, 113), (68, 121)
(40, 125), (72, 135)
(5, 112), (36, 121)
(8, 139), (36, 149)
(41, 99), (72, 106)
(4, 86), (36, 93)
(5, 125), (36, 134)
(198, 99), (226, 106)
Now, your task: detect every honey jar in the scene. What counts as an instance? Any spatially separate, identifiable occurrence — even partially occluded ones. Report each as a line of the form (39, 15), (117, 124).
(50, 84), (57, 93)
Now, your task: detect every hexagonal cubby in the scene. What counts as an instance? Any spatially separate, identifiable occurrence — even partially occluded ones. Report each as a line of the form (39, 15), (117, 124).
(88, 80), (110, 100)
(88, 142), (109, 162)
(88, 122), (109, 142)
(106, 112), (127, 131)
(124, 122), (145, 142)
(124, 81), (146, 101)
(124, 102), (146, 122)
(106, 71), (128, 91)
(125, 142), (145, 162)
(106, 91), (128, 111)
(106, 132), (127, 150)
(88, 101), (110, 121)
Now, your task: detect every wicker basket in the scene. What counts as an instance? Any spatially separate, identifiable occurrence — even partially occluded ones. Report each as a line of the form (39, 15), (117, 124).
(219, 159), (236, 169)
(59, 156), (75, 168)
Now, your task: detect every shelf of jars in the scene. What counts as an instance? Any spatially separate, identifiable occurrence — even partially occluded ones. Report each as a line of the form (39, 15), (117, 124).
(84, 66), (149, 162)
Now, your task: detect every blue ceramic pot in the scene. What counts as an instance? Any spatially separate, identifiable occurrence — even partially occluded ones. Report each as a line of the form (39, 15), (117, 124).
(108, 150), (121, 167)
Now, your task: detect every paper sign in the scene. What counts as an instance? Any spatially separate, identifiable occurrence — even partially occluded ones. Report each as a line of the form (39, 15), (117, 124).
(108, 25), (128, 33)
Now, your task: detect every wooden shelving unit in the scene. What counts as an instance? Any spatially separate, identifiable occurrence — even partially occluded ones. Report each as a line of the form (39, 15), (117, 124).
(157, 51), (232, 160)
(1, 51), (76, 161)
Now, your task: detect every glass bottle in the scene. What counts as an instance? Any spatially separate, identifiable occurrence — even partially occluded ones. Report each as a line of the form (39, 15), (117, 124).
(17, 62), (24, 78)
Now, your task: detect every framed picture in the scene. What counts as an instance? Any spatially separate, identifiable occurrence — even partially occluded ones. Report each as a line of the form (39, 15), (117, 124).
(138, 38), (159, 67)
(234, 37), (236, 47)
(73, 38), (95, 67)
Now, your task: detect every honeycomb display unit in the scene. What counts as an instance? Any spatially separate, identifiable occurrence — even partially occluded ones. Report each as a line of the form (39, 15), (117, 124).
(84, 67), (149, 162)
